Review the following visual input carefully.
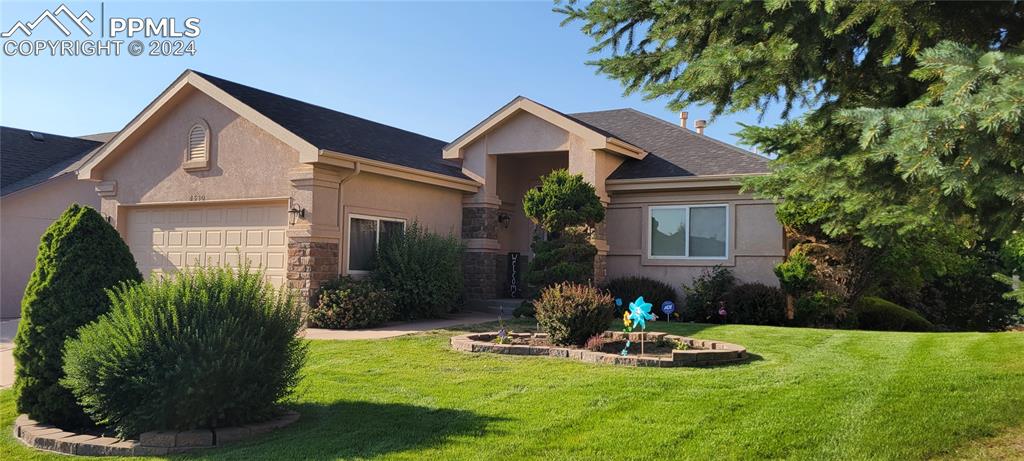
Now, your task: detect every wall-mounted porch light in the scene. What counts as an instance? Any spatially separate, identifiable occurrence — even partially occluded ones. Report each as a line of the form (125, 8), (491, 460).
(288, 205), (306, 225)
(497, 212), (511, 229)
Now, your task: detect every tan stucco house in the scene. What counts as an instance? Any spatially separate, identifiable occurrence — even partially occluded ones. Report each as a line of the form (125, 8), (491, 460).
(1, 70), (783, 317)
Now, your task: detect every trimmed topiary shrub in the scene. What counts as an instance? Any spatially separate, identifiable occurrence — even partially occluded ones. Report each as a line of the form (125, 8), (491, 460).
(681, 266), (736, 322)
(309, 277), (395, 329)
(374, 222), (463, 319)
(724, 283), (787, 326)
(61, 265), (307, 437)
(854, 296), (935, 332)
(523, 169), (605, 289)
(14, 204), (141, 427)
(603, 276), (677, 316)
(534, 283), (615, 346)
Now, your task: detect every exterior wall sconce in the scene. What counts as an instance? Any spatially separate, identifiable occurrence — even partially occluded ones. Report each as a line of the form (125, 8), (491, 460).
(497, 212), (511, 229)
(288, 205), (306, 225)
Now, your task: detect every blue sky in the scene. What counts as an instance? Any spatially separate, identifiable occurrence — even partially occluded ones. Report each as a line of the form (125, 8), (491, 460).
(1, 1), (794, 148)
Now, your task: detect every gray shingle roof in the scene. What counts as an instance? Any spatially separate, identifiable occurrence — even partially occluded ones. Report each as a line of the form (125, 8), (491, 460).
(569, 109), (769, 179)
(1, 127), (102, 196)
(192, 71), (468, 180)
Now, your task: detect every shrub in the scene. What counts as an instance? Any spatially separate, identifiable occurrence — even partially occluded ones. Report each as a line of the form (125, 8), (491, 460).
(681, 266), (736, 322)
(854, 297), (935, 332)
(375, 222), (463, 319)
(309, 277), (394, 329)
(603, 276), (677, 315)
(724, 283), (787, 326)
(523, 170), (604, 289)
(61, 266), (307, 437)
(534, 283), (615, 346)
(526, 228), (598, 287)
(794, 291), (847, 328)
(14, 204), (141, 427)
(774, 251), (817, 295)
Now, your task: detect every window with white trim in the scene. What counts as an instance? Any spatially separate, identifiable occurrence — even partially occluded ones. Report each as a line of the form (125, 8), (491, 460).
(347, 215), (406, 273)
(183, 120), (210, 170)
(649, 204), (728, 259)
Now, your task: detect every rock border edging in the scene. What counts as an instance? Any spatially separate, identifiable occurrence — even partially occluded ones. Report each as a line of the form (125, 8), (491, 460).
(451, 331), (748, 367)
(13, 410), (299, 456)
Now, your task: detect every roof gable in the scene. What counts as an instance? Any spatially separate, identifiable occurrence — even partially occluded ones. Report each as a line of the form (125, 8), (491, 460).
(80, 70), (469, 182)
(1, 126), (101, 196)
(569, 109), (768, 179)
(442, 96), (646, 160)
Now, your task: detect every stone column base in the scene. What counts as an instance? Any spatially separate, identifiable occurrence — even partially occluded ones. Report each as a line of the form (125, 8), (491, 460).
(463, 252), (499, 300)
(287, 238), (339, 306)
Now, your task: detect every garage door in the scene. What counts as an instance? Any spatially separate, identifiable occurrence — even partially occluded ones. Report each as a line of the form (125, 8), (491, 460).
(125, 203), (288, 287)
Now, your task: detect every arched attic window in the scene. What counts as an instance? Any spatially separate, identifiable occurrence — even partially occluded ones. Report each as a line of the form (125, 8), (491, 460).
(183, 120), (211, 171)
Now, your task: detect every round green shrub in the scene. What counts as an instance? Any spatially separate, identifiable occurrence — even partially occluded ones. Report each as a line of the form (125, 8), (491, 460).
(309, 277), (394, 329)
(774, 251), (817, 295)
(14, 204), (141, 428)
(854, 296), (935, 332)
(603, 276), (677, 316)
(681, 266), (736, 322)
(794, 291), (846, 328)
(61, 266), (308, 437)
(375, 222), (463, 319)
(724, 283), (787, 326)
(534, 283), (615, 346)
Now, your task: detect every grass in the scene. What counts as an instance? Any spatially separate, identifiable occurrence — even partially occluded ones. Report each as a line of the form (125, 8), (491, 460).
(2, 321), (1023, 460)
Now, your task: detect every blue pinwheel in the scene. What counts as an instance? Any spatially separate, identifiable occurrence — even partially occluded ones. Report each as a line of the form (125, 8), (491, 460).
(627, 296), (655, 331)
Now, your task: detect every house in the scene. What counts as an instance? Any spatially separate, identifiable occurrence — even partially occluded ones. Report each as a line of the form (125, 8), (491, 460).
(0, 127), (111, 319)
(2, 69), (784, 314)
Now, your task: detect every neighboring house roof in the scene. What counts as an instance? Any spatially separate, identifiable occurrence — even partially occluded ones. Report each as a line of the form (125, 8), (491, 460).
(191, 71), (468, 180)
(1, 126), (102, 196)
(76, 131), (117, 143)
(569, 109), (769, 179)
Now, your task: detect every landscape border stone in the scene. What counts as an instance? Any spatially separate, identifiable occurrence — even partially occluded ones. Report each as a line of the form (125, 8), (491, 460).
(451, 331), (749, 367)
(12, 410), (299, 457)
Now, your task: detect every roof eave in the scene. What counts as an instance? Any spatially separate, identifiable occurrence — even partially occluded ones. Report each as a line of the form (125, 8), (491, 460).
(605, 172), (767, 192)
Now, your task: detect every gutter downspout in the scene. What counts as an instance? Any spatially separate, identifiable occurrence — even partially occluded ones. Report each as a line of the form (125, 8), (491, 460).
(336, 161), (362, 228)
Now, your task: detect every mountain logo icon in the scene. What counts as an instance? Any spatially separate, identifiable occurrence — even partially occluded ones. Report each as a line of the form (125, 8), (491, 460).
(2, 4), (95, 38)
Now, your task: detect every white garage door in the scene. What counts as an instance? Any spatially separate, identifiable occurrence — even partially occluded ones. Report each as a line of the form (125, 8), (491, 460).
(125, 203), (288, 287)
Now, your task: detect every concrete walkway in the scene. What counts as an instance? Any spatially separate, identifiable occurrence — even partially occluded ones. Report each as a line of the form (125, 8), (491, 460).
(302, 311), (495, 340)
(1, 319), (17, 389)
(0, 312), (495, 388)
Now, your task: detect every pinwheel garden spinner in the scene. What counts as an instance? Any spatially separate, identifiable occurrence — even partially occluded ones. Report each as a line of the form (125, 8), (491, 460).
(621, 296), (655, 357)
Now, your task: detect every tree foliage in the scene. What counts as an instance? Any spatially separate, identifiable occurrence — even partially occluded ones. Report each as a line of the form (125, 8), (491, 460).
(14, 205), (141, 427)
(559, 0), (1024, 306)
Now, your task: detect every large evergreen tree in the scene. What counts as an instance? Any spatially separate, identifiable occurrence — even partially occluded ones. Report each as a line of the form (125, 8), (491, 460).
(558, 0), (1023, 300)
(14, 205), (142, 427)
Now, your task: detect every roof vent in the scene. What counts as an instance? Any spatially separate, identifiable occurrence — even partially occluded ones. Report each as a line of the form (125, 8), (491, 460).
(695, 120), (707, 135)
(679, 111), (689, 129)
(29, 132), (45, 142)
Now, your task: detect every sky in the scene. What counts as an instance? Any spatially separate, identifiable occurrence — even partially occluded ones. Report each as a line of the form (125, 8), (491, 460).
(1, 1), (796, 148)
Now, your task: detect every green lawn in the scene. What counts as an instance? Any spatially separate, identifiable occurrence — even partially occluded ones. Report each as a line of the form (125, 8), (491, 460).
(2, 322), (1023, 460)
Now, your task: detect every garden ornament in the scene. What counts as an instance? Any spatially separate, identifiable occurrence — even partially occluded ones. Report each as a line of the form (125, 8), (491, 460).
(621, 296), (655, 357)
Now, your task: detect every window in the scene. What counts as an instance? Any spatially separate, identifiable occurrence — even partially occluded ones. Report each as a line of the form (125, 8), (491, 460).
(649, 205), (728, 259)
(347, 215), (406, 273)
(183, 121), (210, 170)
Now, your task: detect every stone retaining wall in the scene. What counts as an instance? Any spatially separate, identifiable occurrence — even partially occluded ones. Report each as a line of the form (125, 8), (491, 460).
(13, 410), (299, 456)
(451, 331), (748, 367)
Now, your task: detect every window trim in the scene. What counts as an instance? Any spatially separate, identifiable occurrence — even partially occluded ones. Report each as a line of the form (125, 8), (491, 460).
(647, 203), (729, 260)
(345, 213), (406, 275)
(183, 119), (211, 171)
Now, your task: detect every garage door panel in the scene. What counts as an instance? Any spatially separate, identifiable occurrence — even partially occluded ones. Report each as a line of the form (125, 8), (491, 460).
(127, 203), (288, 288)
